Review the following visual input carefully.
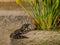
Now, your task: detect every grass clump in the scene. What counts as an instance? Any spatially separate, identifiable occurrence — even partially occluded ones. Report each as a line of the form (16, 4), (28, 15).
(16, 0), (60, 30)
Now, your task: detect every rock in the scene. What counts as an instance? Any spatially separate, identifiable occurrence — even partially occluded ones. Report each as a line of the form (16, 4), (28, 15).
(10, 30), (60, 45)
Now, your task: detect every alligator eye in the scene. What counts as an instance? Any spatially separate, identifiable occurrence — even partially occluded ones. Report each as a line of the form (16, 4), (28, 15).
(23, 27), (26, 30)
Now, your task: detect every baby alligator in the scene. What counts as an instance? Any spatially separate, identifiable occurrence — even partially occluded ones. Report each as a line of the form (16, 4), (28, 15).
(10, 24), (30, 39)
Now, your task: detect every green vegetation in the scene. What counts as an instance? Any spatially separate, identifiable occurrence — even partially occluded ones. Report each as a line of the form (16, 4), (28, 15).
(16, 0), (60, 30)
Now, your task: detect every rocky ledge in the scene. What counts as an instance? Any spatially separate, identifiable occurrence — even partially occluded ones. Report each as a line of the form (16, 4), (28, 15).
(10, 30), (60, 45)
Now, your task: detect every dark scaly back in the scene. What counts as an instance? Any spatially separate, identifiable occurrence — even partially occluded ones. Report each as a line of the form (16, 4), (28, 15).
(10, 24), (30, 39)
(20, 24), (30, 30)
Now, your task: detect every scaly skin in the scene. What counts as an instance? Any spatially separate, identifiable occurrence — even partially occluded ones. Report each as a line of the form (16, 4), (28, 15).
(10, 24), (30, 39)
